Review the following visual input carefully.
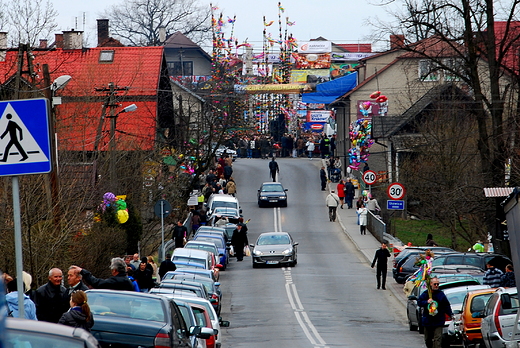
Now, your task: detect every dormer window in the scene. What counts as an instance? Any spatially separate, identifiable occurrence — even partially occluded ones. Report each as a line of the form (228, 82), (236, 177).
(99, 50), (114, 63)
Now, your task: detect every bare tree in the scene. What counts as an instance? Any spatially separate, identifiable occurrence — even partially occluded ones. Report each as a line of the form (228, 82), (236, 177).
(372, 0), (520, 253)
(101, 0), (212, 46)
(4, 0), (58, 47)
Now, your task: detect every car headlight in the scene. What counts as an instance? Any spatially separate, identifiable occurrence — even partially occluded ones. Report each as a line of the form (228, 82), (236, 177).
(282, 248), (292, 255)
(260, 196), (268, 200)
(253, 249), (264, 256)
(279, 196), (286, 199)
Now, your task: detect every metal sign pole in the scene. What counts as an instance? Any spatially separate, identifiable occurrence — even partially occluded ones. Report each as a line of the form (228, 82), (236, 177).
(161, 200), (165, 262)
(12, 176), (25, 319)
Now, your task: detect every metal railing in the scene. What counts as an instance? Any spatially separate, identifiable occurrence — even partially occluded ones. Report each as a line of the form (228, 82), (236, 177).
(368, 210), (386, 243)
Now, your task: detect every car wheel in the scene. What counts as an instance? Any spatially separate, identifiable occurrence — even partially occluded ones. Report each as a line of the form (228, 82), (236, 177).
(408, 320), (418, 331)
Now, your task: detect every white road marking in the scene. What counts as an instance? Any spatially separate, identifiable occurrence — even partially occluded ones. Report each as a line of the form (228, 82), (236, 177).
(274, 209), (328, 348)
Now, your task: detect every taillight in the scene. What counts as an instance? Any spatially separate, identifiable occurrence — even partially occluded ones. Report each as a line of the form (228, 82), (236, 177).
(206, 334), (215, 348)
(212, 293), (219, 304)
(399, 266), (403, 273)
(466, 322), (480, 329)
(445, 313), (452, 321)
(154, 333), (170, 348)
(495, 302), (503, 338)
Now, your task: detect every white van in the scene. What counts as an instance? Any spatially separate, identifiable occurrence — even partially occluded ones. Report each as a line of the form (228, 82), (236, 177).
(205, 194), (240, 216)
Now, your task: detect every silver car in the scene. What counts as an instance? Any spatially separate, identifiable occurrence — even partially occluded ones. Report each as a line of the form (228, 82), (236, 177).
(250, 232), (298, 268)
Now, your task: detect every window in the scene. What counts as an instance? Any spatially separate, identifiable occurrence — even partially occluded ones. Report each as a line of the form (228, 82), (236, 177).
(418, 59), (439, 81)
(168, 61), (193, 76)
(444, 58), (464, 81)
(99, 50), (114, 62)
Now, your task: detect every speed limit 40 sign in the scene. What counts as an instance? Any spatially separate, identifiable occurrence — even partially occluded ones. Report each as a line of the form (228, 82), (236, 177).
(362, 170), (377, 185)
(387, 182), (405, 200)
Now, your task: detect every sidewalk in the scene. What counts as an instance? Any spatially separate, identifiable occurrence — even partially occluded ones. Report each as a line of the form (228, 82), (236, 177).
(314, 161), (409, 306)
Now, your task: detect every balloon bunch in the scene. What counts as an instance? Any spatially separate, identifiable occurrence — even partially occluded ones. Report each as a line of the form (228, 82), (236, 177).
(369, 90), (388, 103)
(348, 118), (374, 170)
(97, 192), (129, 224)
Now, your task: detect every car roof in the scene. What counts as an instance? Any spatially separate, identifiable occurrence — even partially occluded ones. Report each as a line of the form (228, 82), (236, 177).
(6, 317), (98, 343)
(466, 288), (498, 298)
(431, 265), (485, 274)
(161, 279), (206, 289)
(167, 269), (213, 278)
(196, 226), (226, 232)
(257, 232), (291, 237)
(173, 248), (210, 259)
(194, 233), (225, 242)
(185, 241), (218, 251)
(261, 182), (283, 185)
(172, 261), (206, 269)
(208, 194), (239, 202)
(439, 279), (482, 290)
(443, 284), (490, 294)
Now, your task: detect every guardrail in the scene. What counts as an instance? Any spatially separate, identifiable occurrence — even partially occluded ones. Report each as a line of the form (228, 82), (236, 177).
(368, 210), (386, 243)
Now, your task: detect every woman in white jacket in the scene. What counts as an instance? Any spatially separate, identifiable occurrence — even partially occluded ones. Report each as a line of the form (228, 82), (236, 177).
(306, 139), (315, 159)
(357, 204), (368, 235)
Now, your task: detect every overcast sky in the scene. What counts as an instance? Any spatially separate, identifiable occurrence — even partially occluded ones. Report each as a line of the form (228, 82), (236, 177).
(50, 0), (399, 51)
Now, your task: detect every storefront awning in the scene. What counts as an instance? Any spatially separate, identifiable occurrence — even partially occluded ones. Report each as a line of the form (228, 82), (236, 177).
(302, 72), (357, 104)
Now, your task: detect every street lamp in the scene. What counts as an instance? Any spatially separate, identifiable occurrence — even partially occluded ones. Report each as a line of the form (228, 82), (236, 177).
(108, 104), (138, 190)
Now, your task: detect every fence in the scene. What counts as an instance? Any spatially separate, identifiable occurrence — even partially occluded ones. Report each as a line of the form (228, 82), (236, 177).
(368, 210), (386, 243)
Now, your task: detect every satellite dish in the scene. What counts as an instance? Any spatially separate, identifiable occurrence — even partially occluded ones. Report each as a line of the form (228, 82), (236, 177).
(51, 75), (72, 91)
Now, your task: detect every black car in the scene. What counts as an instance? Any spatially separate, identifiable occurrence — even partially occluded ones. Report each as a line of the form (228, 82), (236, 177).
(87, 289), (208, 348)
(393, 249), (454, 284)
(257, 182), (288, 207)
(431, 252), (512, 271)
(393, 246), (455, 269)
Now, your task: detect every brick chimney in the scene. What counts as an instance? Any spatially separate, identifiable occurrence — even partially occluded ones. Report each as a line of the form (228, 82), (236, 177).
(390, 34), (405, 49)
(39, 39), (48, 49)
(97, 19), (109, 47)
(55, 33), (64, 49)
(63, 30), (83, 49)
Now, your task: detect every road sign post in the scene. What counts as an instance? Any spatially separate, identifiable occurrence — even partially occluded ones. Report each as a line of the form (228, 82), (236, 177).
(0, 99), (51, 319)
(155, 199), (171, 262)
(387, 182), (406, 200)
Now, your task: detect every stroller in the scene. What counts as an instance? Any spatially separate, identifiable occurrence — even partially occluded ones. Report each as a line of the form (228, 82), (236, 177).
(330, 168), (341, 183)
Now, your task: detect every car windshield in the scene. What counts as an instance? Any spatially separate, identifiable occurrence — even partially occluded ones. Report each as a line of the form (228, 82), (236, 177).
(257, 234), (290, 245)
(261, 184), (284, 192)
(195, 237), (224, 248)
(185, 244), (216, 255)
(6, 331), (86, 348)
(173, 256), (206, 267)
(88, 292), (165, 322)
(446, 290), (470, 306)
(212, 201), (237, 209)
(470, 293), (493, 313)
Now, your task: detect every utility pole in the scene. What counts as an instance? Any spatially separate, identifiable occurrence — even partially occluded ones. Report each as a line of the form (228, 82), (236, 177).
(93, 83), (129, 192)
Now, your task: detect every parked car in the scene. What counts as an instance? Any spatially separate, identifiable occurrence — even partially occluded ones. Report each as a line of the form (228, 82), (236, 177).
(393, 246), (455, 269)
(207, 207), (241, 225)
(431, 265), (486, 284)
(86, 289), (205, 348)
(194, 228), (228, 242)
(155, 279), (210, 301)
(250, 232), (298, 268)
(185, 241), (223, 270)
(174, 299), (215, 348)
(171, 274), (222, 315)
(6, 318), (101, 348)
(164, 269), (215, 282)
(205, 194), (240, 216)
(172, 248), (222, 280)
(393, 249), (454, 284)
(257, 182), (288, 207)
(457, 288), (496, 348)
(407, 279), (481, 334)
(189, 303), (217, 348)
(478, 287), (520, 348)
(431, 252), (511, 272)
(441, 284), (490, 346)
(192, 233), (230, 268)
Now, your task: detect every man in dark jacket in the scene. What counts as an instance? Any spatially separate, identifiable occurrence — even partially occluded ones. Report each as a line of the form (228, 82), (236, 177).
(34, 268), (70, 323)
(71, 258), (134, 291)
(172, 220), (188, 248)
(67, 266), (89, 295)
(231, 224), (249, 261)
(344, 178), (356, 209)
(320, 167), (327, 190)
(159, 253), (177, 280)
(269, 157), (279, 182)
(371, 243), (391, 290)
(418, 277), (453, 348)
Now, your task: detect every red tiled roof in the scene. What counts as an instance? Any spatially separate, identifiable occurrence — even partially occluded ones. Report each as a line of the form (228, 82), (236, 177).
(0, 46), (165, 151)
(492, 21), (520, 74)
(399, 36), (464, 58)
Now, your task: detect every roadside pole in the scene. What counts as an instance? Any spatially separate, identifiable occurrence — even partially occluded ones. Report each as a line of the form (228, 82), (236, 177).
(12, 176), (25, 318)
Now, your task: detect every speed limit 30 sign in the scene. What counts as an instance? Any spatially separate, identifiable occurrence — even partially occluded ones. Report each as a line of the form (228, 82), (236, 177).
(362, 170), (377, 185)
(387, 182), (405, 200)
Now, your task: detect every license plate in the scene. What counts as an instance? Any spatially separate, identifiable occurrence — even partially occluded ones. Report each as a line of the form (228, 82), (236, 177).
(266, 261), (279, 264)
(269, 200), (277, 202)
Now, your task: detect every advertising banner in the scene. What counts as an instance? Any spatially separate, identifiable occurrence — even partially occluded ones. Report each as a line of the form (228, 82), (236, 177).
(307, 110), (332, 122)
(302, 122), (325, 132)
(356, 100), (389, 119)
(295, 53), (331, 69)
(330, 52), (376, 61)
(290, 69), (330, 83)
(298, 41), (332, 53)
(330, 63), (359, 79)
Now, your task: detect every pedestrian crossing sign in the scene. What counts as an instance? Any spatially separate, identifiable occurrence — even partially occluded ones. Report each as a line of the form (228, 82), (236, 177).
(0, 99), (51, 176)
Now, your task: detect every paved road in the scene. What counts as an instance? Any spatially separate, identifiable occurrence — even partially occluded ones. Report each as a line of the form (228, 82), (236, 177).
(218, 158), (425, 347)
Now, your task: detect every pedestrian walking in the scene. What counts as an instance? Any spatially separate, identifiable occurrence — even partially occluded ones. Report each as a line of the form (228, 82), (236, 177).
(269, 157), (279, 182)
(306, 139), (315, 159)
(231, 224), (249, 261)
(325, 190), (340, 222)
(58, 290), (94, 331)
(337, 180), (346, 209)
(158, 253), (177, 280)
(357, 204), (368, 235)
(417, 277), (454, 348)
(320, 167), (327, 191)
(344, 179), (356, 209)
(172, 220), (187, 248)
(371, 243), (391, 290)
